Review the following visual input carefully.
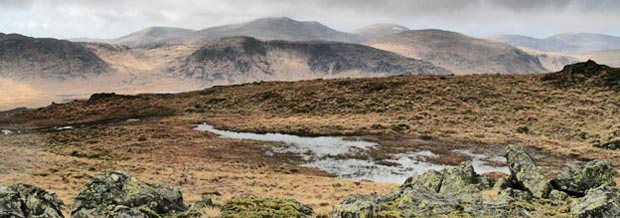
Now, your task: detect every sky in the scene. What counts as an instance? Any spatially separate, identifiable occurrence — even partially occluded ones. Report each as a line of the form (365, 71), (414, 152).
(0, 0), (619, 39)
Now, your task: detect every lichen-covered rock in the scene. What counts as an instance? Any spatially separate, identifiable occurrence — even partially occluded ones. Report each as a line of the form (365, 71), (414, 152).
(331, 195), (380, 218)
(0, 185), (26, 218)
(71, 170), (186, 218)
(401, 170), (443, 192)
(386, 189), (462, 217)
(498, 187), (533, 202)
(333, 162), (502, 217)
(551, 160), (617, 196)
(505, 145), (552, 198)
(221, 195), (313, 218)
(0, 184), (64, 218)
(401, 162), (492, 195)
(549, 190), (570, 201)
(570, 187), (620, 218)
(438, 161), (493, 195)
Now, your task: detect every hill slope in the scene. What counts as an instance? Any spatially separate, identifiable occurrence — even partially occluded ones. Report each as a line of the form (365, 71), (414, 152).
(368, 29), (547, 74)
(190, 17), (360, 42)
(352, 23), (409, 42)
(489, 33), (620, 54)
(171, 36), (449, 84)
(112, 27), (195, 47)
(0, 33), (110, 80)
(575, 49), (620, 67)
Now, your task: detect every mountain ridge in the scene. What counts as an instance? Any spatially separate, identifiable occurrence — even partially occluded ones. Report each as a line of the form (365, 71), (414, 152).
(488, 33), (620, 54)
(369, 29), (548, 74)
(172, 36), (449, 84)
(0, 33), (110, 80)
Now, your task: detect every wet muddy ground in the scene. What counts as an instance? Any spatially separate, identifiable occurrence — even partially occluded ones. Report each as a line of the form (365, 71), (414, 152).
(196, 123), (574, 183)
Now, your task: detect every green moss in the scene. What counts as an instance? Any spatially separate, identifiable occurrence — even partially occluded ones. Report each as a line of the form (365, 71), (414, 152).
(221, 195), (312, 218)
(376, 210), (402, 218)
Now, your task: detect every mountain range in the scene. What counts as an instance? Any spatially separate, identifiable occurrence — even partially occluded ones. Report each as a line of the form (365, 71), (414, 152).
(172, 36), (447, 83)
(488, 33), (620, 54)
(368, 29), (547, 74)
(2, 16), (620, 109)
(0, 33), (109, 80)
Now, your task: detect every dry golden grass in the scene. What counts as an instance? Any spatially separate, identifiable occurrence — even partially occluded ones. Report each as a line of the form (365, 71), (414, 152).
(0, 116), (395, 216)
(481, 190), (499, 201)
(2, 73), (620, 216)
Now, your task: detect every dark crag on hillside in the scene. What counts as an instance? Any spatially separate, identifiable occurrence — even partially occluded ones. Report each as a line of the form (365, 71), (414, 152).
(173, 36), (449, 83)
(543, 60), (620, 90)
(0, 33), (110, 80)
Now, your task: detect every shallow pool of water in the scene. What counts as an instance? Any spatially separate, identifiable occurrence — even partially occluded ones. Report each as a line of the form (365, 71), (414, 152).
(1, 129), (13, 135)
(196, 123), (509, 183)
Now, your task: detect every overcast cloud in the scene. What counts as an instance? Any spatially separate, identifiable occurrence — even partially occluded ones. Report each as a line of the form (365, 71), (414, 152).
(0, 0), (618, 39)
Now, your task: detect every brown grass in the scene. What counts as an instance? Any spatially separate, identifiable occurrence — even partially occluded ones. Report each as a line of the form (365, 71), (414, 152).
(2, 73), (620, 216)
(0, 116), (394, 216)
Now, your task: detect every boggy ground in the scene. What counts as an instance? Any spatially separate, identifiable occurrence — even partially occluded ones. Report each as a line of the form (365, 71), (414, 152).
(1, 61), (620, 216)
(0, 116), (395, 216)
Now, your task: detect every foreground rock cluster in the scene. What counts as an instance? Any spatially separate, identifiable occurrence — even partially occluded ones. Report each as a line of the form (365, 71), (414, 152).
(1, 145), (619, 218)
(332, 145), (619, 218)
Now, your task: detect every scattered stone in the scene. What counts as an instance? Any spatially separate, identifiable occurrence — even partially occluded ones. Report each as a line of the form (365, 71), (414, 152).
(71, 170), (186, 218)
(570, 187), (620, 218)
(595, 139), (620, 150)
(551, 160), (617, 196)
(0, 184), (64, 218)
(505, 145), (552, 198)
(221, 195), (313, 218)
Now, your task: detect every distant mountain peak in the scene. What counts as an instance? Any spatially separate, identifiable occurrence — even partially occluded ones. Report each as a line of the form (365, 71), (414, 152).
(353, 23), (410, 42)
(191, 17), (360, 43)
(112, 26), (195, 47)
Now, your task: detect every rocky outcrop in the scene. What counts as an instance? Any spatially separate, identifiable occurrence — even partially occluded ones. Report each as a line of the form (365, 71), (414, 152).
(551, 160), (617, 196)
(542, 60), (620, 90)
(0, 184), (64, 218)
(71, 170), (186, 218)
(332, 162), (504, 217)
(0, 33), (110, 80)
(595, 139), (620, 150)
(3, 145), (620, 218)
(331, 145), (620, 217)
(173, 36), (449, 84)
(571, 187), (620, 218)
(221, 195), (313, 218)
(505, 145), (552, 198)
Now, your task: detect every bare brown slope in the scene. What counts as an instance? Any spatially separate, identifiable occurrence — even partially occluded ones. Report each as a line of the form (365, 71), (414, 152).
(575, 49), (620, 67)
(368, 29), (547, 74)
